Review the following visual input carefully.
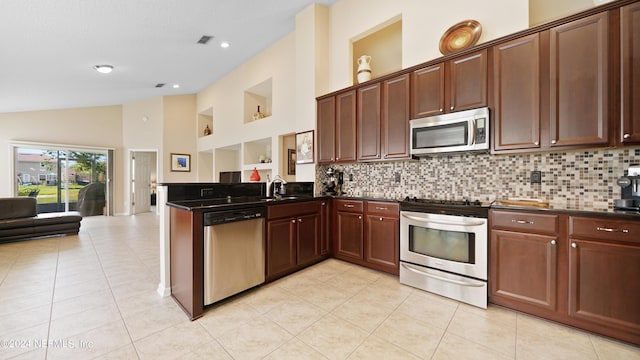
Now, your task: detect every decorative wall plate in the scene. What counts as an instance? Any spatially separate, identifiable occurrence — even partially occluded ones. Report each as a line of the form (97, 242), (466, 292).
(439, 20), (482, 55)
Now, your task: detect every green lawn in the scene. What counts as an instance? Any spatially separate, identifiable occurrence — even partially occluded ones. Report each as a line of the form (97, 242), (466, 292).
(18, 184), (83, 203)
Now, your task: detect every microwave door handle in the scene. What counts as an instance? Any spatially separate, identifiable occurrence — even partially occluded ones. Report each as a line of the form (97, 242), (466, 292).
(401, 214), (485, 227)
(469, 118), (476, 145)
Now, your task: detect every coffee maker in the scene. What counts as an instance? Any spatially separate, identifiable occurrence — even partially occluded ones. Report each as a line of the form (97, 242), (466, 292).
(615, 165), (640, 211)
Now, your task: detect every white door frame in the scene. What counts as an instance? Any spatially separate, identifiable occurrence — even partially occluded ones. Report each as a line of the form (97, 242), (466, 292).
(128, 149), (158, 215)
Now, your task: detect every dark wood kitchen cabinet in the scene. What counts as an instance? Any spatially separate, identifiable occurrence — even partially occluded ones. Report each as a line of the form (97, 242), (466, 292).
(317, 96), (336, 163)
(364, 201), (399, 275)
(317, 90), (357, 164)
(357, 83), (381, 161)
(382, 74), (411, 159)
(490, 209), (640, 345)
(357, 74), (411, 161)
(334, 199), (399, 275)
(490, 210), (561, 312)
(548, 12), (611, 148)
(320, 200), (331, 256)
(492, 33), (541, 152)
(567, 216), (640, 339)
(266, 200), (323, 281)
(412, 49), (487, 118)
(334, 199), (364, 260)
(621, 2), (640, 144)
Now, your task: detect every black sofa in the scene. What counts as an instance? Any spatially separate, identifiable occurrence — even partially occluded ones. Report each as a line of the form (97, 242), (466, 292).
(0, 197), (82, 242)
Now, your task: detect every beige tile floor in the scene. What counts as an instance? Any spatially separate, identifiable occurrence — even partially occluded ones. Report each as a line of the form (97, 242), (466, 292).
(1, 212), (639, 359)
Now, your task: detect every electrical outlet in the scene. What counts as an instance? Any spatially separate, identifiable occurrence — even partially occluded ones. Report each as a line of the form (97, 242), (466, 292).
(531, 170), (542, 184)
(394, 172), (401, 183)
(349, 173), (354, 181)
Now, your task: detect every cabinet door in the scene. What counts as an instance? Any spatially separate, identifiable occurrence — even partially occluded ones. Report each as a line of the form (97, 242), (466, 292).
(490, 230), (558, 311)
(411, 63), (445, 118)
(568, 239), (640, 333)
(365, 214), (399, 275)
(621, 2), (640, 144)
(266, 218), (297, 279)
(493, 34), (541, 151)
(335, 211), (363, 260)
(320, 200), (331, 256)
(317, 96), (336, 164)
(336, 90), (357, 162)
(449, 49), (487, 112)
(549, 12), (610, 147)
(296, 213), (320, 266)
(383, 74), (411, 159)
(357, 83), (381, 161)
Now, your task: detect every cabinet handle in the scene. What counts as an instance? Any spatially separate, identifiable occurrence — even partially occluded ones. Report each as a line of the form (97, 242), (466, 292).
(298, 218), (302, 222)
(344, 204), (355, 208)
(291, 219), (296, 223)
(534, 141), (539, 146)
(512, 219), (534, 224)
(379, 217), (383, 221)
(551, 140), (557, 144)
(358, 215), (362, 220)
(596, 226), (629, 233)
(375, 207), (388, 210)
(571, 243), (577, 248)
(624, 134), (631, 139)
(450, 106), (454, 110)
(322, 202), (326, 206)
(551, 240), (556, 245)
(336, 157), (340, 160)
(439, 108), (443, 112)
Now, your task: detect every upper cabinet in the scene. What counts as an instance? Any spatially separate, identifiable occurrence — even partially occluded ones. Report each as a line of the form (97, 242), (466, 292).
(548, 12), (610, 148)
(357, 83), (381, 161)
(317, 90), (357, 164)
(492, 34), (541, 152)
(412, 49), (487, 119)
(621, 2), (640, 144)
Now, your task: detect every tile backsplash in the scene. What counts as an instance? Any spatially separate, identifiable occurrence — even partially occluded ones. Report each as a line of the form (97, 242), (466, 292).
(317, 147), (640, 211)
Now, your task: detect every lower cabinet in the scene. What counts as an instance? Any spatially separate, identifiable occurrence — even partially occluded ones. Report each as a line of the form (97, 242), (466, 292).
(266, 200), (325, 281)
(334, 199), (399, 275)
(489, 209), (640, 345)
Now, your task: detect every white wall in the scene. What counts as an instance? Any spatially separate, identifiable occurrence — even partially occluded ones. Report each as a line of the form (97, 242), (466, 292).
(162, 95), (198, 183)
(0, 105), (126, 214)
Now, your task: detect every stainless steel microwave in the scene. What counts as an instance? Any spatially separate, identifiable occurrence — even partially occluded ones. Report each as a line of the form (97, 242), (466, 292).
(410, 107), (489, 156)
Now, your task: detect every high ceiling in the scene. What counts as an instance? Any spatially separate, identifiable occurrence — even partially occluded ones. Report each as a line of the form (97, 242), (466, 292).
(0, 0), (336, 113)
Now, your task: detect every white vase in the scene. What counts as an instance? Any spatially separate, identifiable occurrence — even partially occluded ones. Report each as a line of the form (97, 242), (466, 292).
(356, 55), (372, 83)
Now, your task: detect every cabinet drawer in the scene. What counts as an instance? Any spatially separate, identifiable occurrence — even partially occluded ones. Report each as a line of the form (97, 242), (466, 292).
(335, 199), (364, 213)
(268, 201), (320, 219)
(491, 210), (559, 235)
(366, 201), (399, 217)
(569, 216), (640, 244)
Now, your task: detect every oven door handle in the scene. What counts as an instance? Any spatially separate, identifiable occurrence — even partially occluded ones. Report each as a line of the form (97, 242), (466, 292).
(401, 263), (485, 287)
(401, 214), (486, 227)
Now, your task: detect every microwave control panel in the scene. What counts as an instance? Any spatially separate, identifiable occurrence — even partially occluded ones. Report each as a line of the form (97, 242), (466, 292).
(475, 117), (487, 144)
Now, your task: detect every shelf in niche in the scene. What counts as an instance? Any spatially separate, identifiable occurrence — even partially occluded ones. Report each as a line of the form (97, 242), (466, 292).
(198, 107), (214, 138)
(352, 18), (402, 85)
(244, 78), (272, 123)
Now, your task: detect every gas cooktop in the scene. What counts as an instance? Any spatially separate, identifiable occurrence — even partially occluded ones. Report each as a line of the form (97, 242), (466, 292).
(400, 197), (490, 218)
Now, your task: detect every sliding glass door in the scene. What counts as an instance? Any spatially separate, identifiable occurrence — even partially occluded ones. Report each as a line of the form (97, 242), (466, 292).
(14, 146), (109, 215)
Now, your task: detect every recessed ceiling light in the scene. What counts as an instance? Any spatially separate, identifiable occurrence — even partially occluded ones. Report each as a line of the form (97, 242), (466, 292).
(220, 42), (230, 48)
(172, 84), (180, 89)
(94, 65), (113, 74)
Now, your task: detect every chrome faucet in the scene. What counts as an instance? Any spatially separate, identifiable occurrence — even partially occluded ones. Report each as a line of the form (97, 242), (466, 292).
(270, 175), (287, 197)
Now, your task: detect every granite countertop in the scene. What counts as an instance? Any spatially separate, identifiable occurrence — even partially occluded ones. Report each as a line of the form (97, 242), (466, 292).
(490, 203), (640, 219)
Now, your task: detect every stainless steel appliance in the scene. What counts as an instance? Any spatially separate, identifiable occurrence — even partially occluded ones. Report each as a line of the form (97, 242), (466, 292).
(399, 198), (489, 308)
(203, 206), (265, 305)
(615, 165), (640, 212)
(410, 107), (489, 156)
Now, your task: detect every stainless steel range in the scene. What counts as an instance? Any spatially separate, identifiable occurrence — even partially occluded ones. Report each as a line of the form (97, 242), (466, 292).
(399, 197), (490, 308)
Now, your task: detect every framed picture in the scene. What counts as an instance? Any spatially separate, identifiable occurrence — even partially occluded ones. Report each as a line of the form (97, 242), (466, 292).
(296, 130), (314, 164)
(170, 153), (191, 172)
(287, 149), (296, 175)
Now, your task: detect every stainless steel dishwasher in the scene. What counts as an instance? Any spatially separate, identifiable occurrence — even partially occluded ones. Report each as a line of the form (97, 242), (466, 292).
(203, 206), (265, 305)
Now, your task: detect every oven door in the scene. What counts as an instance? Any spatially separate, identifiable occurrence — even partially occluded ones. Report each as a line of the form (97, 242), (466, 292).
(400, 211), (487, 280)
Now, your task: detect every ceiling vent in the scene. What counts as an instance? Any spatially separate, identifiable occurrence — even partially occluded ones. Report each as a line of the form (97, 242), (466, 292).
(197, 35), (213, 44)
(155, 83), (165, 88)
